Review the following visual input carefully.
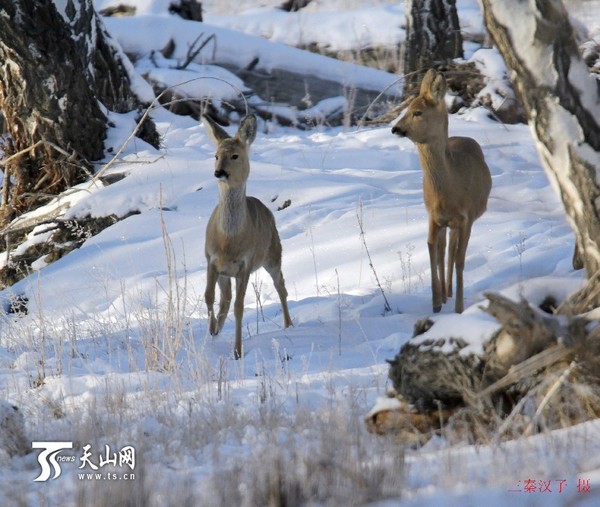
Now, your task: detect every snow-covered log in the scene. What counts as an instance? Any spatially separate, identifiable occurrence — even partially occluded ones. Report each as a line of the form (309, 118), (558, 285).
(481, 0), (600, 301)
(376, 292), (600, 445)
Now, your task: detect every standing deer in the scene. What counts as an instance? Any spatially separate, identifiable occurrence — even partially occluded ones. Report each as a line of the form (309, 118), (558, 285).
(391, 69), (491, 313)
(203, 114), (293, 359)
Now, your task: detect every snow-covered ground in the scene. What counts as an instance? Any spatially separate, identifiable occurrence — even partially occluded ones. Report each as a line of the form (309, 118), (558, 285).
(1, 1), (599, 505)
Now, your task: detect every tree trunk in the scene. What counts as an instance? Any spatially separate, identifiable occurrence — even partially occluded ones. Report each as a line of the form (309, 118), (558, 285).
(481, 0), (600, 310)
(403, 0), (463, 97)
(0, 0), (157, 226)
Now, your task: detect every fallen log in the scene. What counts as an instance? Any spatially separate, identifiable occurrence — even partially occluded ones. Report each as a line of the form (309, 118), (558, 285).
(371, 292), (600, 445)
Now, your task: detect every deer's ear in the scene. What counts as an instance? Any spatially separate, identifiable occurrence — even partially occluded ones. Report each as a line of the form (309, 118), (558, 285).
(420, 69), (446, 104)
(430, 72), (447, 102)
(237, 114), (257, 146)
(202, 115), (230, 146)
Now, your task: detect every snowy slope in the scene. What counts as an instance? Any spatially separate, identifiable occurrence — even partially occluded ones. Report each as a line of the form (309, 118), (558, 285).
(1, 1), (599, 505)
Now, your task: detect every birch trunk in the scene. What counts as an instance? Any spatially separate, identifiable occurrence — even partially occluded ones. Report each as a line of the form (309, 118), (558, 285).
(481, 0), (600, 310)
(403, 0), (463, 96)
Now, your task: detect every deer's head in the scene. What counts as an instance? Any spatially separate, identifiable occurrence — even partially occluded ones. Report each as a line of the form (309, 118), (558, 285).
(203, 114), (257, 188)
(392, 69), (448, 144)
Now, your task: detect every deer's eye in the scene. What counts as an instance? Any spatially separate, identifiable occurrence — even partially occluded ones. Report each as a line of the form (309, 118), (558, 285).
(231, 154), (239, 160)
(215, 154), (219, 160)
(413, 111), (422, 118)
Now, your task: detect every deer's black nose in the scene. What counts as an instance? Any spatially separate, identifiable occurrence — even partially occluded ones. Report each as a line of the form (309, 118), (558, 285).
(391, 125), (406, 136)
(214, 169), (228, 180)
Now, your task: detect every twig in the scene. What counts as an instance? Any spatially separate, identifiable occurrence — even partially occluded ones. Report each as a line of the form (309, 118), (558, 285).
(1, 139), (90, 172)
(307, 206), (319, 296)
(357, 70), (430, 128)
(1, 139), (92, 214)
(497, 390), (533, 437)
(480, 344), (571, 397)
(1, 163), (8, 207)
(524, 360), (578, 436)
(357, 75), (405, 128)
(356, 200), (391, 314)
(336, 268), (342, 355)
(89, 88), (171, 187)
(0, 139), (45, 167)
(252, 275), (265, 334)
(91, 76), (250, 187)
(175, 33), (216, 70)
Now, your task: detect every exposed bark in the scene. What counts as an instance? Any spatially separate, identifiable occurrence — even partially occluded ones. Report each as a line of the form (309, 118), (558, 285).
(280, 0), (313, 12)
(0, 0), (158, 227)
(168, 0), (203, 21)
(403, 0), (463, 97)
(365, 396), (455, 446)
(386, 322), (483, 410)
(0, 0), (160, 289)
(480, 293), (561, 387)
(1, 211), (139, 289)
(0, 0), (106, 224)
(481, 0), (600, 311)
(97, 4), (136, 17)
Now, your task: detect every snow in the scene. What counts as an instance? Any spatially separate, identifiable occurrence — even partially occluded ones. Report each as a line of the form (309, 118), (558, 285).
(102, 15), (401, 94)
(366, 395), (404, 419)
(470, 48), (515, 111)
(204, 5), (406, 51)
(1, 1), (599, 505)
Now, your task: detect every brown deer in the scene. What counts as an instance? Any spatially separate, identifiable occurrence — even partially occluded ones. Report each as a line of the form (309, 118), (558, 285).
(391, 69), (492, 313)
(203, 114), (293, 359)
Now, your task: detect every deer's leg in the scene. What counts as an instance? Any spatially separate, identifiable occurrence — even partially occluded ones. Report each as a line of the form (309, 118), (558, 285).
(437, 226), (447, 303)
(205, 263), (219, 335)
(447, 228), (459, 299)
(427, 220), (444, 313)
(215, 275), (232, 334)
(233, 270), (251, 359)
(265, 262), (293, 329)
(454, 223), (472, 314)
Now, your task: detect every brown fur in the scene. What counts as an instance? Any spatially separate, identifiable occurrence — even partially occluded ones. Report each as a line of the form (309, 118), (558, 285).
(203, 114), (293, 359)
(392, 69), (492, 313)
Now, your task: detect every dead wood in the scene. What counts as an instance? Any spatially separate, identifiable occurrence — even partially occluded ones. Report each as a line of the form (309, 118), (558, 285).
(480, 292), (561, 385)
(280, 0), (313, 12)
(377, 291), (600, 445)
(558, 270), (600, 317)
(365, 397), (456, 446)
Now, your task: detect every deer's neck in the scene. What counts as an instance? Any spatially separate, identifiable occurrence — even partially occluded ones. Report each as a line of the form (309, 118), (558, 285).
(216, 184), (248, 236)
(416, 141), (451, 196)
